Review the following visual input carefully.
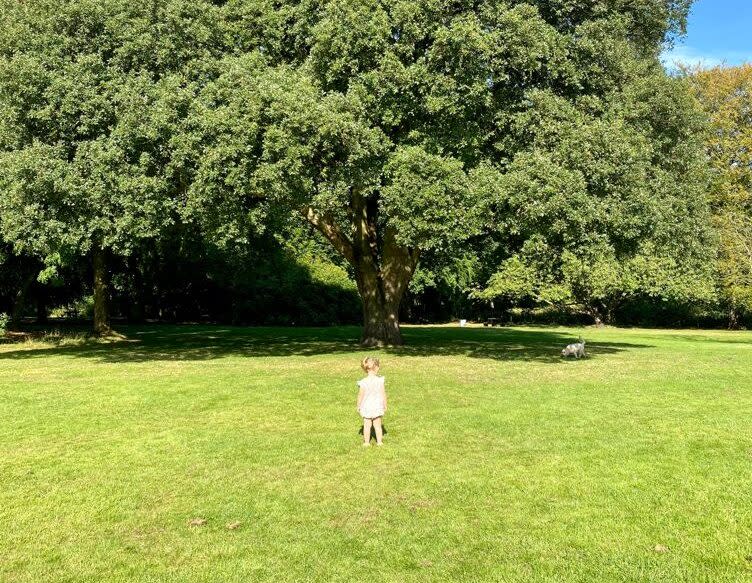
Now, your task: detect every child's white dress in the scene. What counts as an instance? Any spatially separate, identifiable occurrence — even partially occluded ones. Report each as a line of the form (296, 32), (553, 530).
(357, 375), (386, 419)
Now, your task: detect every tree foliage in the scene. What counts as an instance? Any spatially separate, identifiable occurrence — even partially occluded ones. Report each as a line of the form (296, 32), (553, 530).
(0, 0), (714, 339)
(474, 37), (715, 321)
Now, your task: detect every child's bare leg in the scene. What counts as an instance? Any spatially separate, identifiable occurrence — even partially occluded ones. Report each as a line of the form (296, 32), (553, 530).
(362, 418), (373, 445)
(373, 417), (383, 445)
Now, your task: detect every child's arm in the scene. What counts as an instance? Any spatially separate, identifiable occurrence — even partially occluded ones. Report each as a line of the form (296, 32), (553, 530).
(356, 385), (365, 412)
(382, 382), (388, 412)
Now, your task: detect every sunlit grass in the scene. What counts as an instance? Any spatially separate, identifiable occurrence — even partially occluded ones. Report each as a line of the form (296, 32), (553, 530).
(1, 324), (750, 582)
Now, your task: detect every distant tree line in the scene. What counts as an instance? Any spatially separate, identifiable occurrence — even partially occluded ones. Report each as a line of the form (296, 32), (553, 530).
(0, 1), (750, 341)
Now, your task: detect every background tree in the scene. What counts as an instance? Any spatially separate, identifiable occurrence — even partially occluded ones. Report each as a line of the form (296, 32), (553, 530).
(471, 7), (715, 323)
(688, 64), (752, 327)
(404, 250), (483, 323)
(0, 0), (225, 334)
(0, 246), (42, 327)
(110, 222), (360, 326)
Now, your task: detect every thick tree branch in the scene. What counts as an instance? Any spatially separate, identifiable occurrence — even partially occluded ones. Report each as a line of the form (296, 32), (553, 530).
(351, 191), (379, 268)
(381, 226), (419, 304)
(303, 206), (355, 265)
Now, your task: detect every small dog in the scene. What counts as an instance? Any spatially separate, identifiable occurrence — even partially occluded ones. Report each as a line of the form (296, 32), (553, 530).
(561, 339), (586, 359)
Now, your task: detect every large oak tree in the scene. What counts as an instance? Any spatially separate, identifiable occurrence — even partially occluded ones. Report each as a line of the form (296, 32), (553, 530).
(183, 0), (703, 344)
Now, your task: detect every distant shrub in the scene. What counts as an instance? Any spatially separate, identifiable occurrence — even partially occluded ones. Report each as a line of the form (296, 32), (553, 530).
(0, 313), (8, 336)
(49, 296), (95, 320)
(614, 297), (746, 329)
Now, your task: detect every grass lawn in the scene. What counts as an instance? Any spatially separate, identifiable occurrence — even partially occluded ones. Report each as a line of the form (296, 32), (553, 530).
(1, 324), (751, 582)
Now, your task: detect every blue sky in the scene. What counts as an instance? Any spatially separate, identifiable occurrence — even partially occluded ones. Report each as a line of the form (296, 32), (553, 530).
(662, 0), (752, 68)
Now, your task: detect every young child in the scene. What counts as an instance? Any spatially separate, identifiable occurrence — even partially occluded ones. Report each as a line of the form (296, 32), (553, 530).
(356, 356), (387, 447)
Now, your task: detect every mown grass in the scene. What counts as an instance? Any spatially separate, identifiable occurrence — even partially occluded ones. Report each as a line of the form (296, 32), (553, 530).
(1, 324), (750, 582)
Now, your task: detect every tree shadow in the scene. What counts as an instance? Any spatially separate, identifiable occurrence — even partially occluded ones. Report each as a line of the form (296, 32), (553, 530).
(656, 333), (752, 345)
(0, 324), (652, 364)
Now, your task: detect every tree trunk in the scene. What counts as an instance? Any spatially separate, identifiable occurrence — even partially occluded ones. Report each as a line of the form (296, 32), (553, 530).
(92, 246), (111, 335)
(303, 199), (418, 347)
(357, 267), (405, 347)
(36, 293), (47, 324)
(353, 198), (416, 346)
(728, 305), (740, 330)
(10, 271), (37, 329)
(127, 261), (146, 323)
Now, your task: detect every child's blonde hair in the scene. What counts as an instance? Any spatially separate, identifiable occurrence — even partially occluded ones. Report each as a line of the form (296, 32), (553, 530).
(361, 356), (380, 372)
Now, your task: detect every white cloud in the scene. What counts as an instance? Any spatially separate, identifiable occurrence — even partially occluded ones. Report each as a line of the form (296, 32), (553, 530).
(661, 45), (725, 70)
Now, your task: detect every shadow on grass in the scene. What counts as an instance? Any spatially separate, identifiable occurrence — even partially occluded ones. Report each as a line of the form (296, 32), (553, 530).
(658, 333), (752, 345)
(0, 324), (652, 364)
